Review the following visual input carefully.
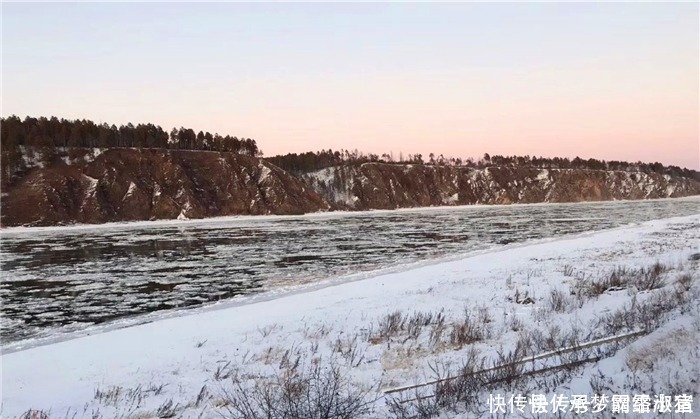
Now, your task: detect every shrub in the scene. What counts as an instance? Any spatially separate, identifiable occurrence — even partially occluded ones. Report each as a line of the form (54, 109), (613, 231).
(547, 289), (570, 313)
(19, 411), (49, 419)
(220, 359), (376, 419)
(576, 263), (669, 298)
(449, 309), (491, 348)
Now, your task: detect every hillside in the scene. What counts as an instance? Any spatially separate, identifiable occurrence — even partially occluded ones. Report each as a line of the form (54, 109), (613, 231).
(2, 149), (699, 227)
(303, 163), (700, 210)
(0, 149), (328, 226)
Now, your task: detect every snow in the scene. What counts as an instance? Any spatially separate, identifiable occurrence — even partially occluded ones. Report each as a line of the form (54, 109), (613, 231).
(307, 167), (334, 185)
(123, 182), (136, 201)
(667, 183), (677, 196)
(304, 166), (358, 206)
(20, 148), (45, 169)
(2, 212), (699, 418)
(258, 163), (272, 181)
(90, 148), (104, 159)
(536, 169), (553, 200)
(81, 175), (98, 203)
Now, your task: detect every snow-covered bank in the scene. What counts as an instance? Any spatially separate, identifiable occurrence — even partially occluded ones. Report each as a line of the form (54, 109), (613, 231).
(2, 214), (699, 418)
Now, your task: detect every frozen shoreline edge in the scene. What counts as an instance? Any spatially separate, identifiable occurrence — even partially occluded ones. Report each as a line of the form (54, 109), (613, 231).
(2, 195), (698, 235)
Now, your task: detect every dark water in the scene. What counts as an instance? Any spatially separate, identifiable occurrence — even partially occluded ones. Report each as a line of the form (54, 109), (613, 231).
(1, 198), (698, 345)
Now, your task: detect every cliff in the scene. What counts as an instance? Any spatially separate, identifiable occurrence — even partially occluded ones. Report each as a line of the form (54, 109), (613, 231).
(1, 149), (329, 226)
(303, 163), (700, 210)
(2, 151), (699, 227)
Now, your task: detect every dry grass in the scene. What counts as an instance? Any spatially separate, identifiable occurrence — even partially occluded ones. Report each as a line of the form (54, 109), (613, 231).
(546, 288), (572, 313)
(576, 263), (668, 298)
(626, 328), (694, 372)
(448, 308), (492, 349)
(219, 358), (378, 419)
(372, 310), (445, 344)
(388, 261), (698, 418)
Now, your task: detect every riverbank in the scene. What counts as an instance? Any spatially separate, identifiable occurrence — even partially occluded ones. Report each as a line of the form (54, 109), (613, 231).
(2, 195), (699, 234)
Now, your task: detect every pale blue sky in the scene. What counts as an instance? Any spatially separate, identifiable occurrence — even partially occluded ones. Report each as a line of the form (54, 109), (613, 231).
(3, 2), (699, 168)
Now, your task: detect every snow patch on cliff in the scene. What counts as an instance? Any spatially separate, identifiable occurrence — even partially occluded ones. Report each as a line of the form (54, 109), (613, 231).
(152, 185), (161, 199)
(304, 166), (358, 207)
(79, 175), (99, 213)
(82, 175), (98, 197)
(123, 182), (136, 201)
(258, 162), (272, 183)
(666, 183), (677, 197)
(445, 192), (459, 204)
(21, 149), (46, 169)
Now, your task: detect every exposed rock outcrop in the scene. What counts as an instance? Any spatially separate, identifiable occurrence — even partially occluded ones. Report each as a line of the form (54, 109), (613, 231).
(2, 151), (698, 227)
(1, 149), (329, 226)
(303, 163), (700, 210)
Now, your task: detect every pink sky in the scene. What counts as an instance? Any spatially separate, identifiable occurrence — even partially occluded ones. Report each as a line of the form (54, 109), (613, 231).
(4, 3), (699, 169)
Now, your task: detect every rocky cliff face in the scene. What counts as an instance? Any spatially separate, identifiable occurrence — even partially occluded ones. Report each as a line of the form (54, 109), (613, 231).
(1, 149), (329, 226)
(303, 163), (700, 210)
(3, 152), (699, 227)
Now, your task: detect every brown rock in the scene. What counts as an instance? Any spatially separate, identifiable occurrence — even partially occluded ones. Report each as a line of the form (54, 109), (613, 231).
(1, 149), (329, 226)
(305, 163), (700, 210)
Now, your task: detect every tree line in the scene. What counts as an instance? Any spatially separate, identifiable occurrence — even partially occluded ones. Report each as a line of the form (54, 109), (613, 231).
(2, 115), (697, 185)
(268, 149), (699, 180)
(1, 115), (261, 184)
(267, 149), (436, 174)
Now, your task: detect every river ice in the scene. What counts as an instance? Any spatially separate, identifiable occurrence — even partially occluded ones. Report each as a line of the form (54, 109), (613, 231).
(1, 198), (699, 347)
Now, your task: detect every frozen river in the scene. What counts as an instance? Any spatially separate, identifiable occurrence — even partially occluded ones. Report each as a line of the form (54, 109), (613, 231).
(1, 198), (698, 346)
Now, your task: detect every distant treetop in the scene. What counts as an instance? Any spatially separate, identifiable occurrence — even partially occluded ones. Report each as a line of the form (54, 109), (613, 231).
(0, 115), (261, 186)
(267, 149), (699, 181)
(1, 115), (260, 155)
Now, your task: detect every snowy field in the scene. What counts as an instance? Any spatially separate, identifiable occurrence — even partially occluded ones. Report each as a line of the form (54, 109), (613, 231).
(2, 211), (699, 418)
(2, 197), (699, 347)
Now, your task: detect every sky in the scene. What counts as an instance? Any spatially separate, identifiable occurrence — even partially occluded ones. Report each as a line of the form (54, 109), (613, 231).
(3, 2), (699, 169)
